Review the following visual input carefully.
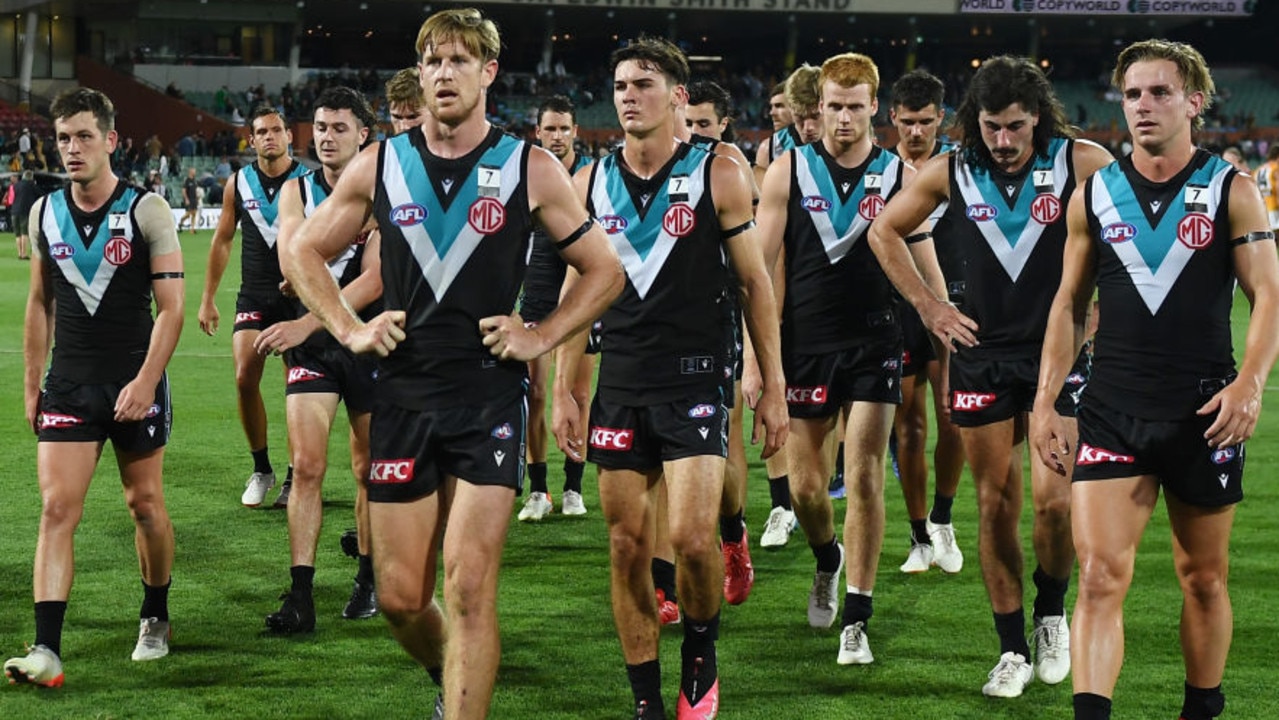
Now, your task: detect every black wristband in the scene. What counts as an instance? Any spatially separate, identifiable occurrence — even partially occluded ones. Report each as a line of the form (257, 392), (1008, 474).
(151, 272), (185, 280)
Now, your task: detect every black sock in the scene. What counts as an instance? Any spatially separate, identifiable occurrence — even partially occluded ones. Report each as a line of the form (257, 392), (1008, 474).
(811, 536), (842, 573)
(563, 459), (584, 494)
(929, 493), (955, 525)
(290, 565), (315, 599)
(841, 592), (873, 628)
(141, 579), (171, 622)
(626, 660), (664, 712)
(252, 447), (272, 475)
(1074, 692), (1113, 720)
(356, 554), (374, 586)
(681, 612), (719, 705)
(651, 558), (677, 601)
(768, 475), (792, 510)
(993, 608), (1030, 658)
(428, 666), (443, 687)
(1182, 683), (1226, 720)
(719, 510), (745, 544)
(910, 519), (930, 546)
(834, 443), (846, 482)
(527, 462), (548, 495)
(33, 601), (67, 658)
(1032, 565), (1070, 619)
(285, 465), (294, 483)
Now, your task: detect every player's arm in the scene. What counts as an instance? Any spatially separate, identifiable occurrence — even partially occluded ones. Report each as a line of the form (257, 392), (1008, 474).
(715, 142), (760, 203)
(283, 143), (403, 356)
(480, 146), (623, 362)
(551, 161), (601, 462)
(755, 152), (790, 275)
(116, 194), (185, 422)
(1201, 173), (1279, 447)
(868, 153), (977, 350)
(22, 199), (52, 433)
(198, 168), (241, 335)
(753, 138), (771, 189)
(1071, 139), (1116, 182)
(716, 156), (787, 459)
(1031, 184), (1098, 473)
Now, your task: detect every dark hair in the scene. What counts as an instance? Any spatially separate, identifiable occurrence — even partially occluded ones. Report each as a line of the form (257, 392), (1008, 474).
(688, 81), (733, 123)
(250, 105), (287, 130)
(314, 86), (377, 131)
(1269, 145), (1279, 162)
(770, 82), (787, 98)
(537, 95), (576, 126)
(50, 87), (115, 135)
(610, 35), (689, 87)
(955, 56), (1073, 169)
(891, 69), (945, 112)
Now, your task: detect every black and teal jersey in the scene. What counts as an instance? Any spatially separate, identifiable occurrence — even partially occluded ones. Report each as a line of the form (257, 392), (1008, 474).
(767, 125), (804, 162)
(521, 152), (594, 311)
(296, 171), (374, 350)
(234, 159), (308, 296)
(1085, 149), (1239, 419)
(782, 143), (904, 354)
(373, 125), (533, 410)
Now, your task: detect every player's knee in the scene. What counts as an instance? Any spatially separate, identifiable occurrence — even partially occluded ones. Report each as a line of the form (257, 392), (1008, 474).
(527, 380), (548, 406)
(1178, 565), (1228, 607)
(290, 451), (327, 486)
(669, 524), (716, 563)
(39, 492), (85, 530)
(1076, 552), (1132, 603)
(607, 525), (649, 568)
(443, 562), (493, 615)
(125, 492), (168, 529)
(1034, 490), (1071, 525)
(896, 416), (927, 456)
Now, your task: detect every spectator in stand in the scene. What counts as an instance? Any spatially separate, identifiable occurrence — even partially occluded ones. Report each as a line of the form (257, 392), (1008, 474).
(18, 127), (32, 156)
(176, 134), (195, 158)
(165, 82), (184, 100)
(11, 170), (37, 260)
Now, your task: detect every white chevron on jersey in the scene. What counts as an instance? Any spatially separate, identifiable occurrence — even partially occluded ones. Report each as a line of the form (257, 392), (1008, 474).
(41, 204), (129, 316)
(237, 170), (284, 248)
(794, 151), (901, 265)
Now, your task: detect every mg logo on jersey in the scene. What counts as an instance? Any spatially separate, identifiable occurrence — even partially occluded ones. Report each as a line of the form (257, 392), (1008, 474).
(599, 215), (629, 234)
(369, 459), (415, 484)
(1178, 212), (1214, 249)
(1031, 193), (1062, 224)
(687, 404), (716, 419)
(662, 203), (696, 238)
(801, 195), (831, 213)
(391, 203), (427, 227)
(858, 194), (885, 221)
(49, 242), (75, 259)
(589, 427), (634, 451)
(491, 423), (514, 440)
(39, 412), (84, 430)
(786, 385), (827, 405)
(1077, 443), (1135, 466)
(952, 392), (997, 411)
(468, 197), (507, 234)
(104, 236), (133, 266)
(1211, 447), (1237, 465)
(287, 367), (325, 384)
(966, 203), (998, 222)
(244, 198), (260, 211)
(1102, 222), (1137, 244)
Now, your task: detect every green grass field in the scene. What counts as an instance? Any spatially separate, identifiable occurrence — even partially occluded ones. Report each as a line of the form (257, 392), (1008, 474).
(1, 229), (1278, 719)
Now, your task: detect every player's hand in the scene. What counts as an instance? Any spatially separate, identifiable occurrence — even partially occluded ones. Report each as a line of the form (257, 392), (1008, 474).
(278, 278), (296, 298)
(751, 385), (789, 460)
(25, 388), (41, 435)
(551, 388), (584, 462)
(1198, 377), (1262, 449)
(741, 356), (763, 411)
(253, 319), (311, 356)
(198, 299), (219, 336)
(342, 311), (406, 357)
(114, 377), (154, 423)
(1030, 401), (1071, 476)
(922, 299), (978, 352)
(479, 313), (547, 362)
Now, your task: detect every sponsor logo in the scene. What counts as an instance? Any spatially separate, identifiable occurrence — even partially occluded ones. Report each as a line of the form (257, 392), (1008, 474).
(1076, 443), (1136, 466)
(786, 385), (828, 405)
(491, 423), (514, 440)
(966, 203), (998, 222)
(287, 367), (325, 384)
(235, 311), (262, 324)
(1218, 472), (1230, 488)
(104, 236), (132, 266)
(468, 197), (506, 234)
(589, 426), (634, 450)
(801, 195), (831, 213)
(1066, 372), (1086, 385)
(697, 427), (710, 440)
(369, 459), (415, 484)
(147, 426), (156, 437)
(662, 203), (696, 237)
(1211, 447), (1236, 465)
(858, 194), (885, 220)
(244, 198), (261, 211)
(1177, 212), (1214, 249)
(688, 403), (716, 419)
(390, 203), (427, 227)
(145, 404), (161, 418)
(598, 214), (629, 234)
(1102, 222), (1138, 243)
(952, 391), (997, 411)
(881, 357), (900, 371)
(1031, 193), (1062, 224)
(49, 242), (75, 259)
(494, 450), (506, 466)
(902, 350), (912, 366)
(38, 412), (83, 430)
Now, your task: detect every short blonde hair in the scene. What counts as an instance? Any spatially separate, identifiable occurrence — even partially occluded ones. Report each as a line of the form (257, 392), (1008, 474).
(1112, 39), (1215, 130)
(415, 8), (500, 63)
(785, 64), (821, 117)
(385, 67), (424, 108)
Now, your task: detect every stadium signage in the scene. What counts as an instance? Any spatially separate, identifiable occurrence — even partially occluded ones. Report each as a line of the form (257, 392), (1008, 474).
(959, 0), (1251, 14)
(469, 0), (957, 13)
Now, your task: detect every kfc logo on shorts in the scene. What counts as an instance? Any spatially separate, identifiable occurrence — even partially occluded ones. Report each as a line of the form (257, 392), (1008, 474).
(687, 404), (716, 419)
(801, 196), (831, 213)
(1101, 222), (1137, 244)
(49, 242), (75, 260)
(966, 204), (998, 222)
(951, 392), (997, 411)
(390, 203), (428, 227)
(662, 203), (696, 238)
(786, 385), (828, 405)
(1178, 212), (1214, 249)
(491, 423), (514, 440)
(1030, 193), (1062, 225)
(598, 215), (629, 234)
(244, 199), (261, 211)
(468, 197), (506, 234)
(105, 236), (133, 266)
(287, 367), (325, 384)
(1076, 443), (1136, 466)
(1066, 372), (1086, 385)
(902, 350), (913, 366)
(38, 412), (84, 430)
(589, 427), (634, 451)
(1211, 447), (1237, 465)
(235, 311), (262, 324)
(369, 459), (415, 484)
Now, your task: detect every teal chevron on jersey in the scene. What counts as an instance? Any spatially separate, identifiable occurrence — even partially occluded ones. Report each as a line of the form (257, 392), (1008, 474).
(44, 186), (140, 315)
(793, 144), (902, 264)
(301, 172), (329, 215)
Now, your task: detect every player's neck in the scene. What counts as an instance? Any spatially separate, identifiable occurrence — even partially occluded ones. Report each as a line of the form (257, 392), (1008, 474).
(823, 134), (872, 168)
(895, 142), (929, 168)
(1131, 137), (1196, 183)
(622, 131), (677, 179)
(256, 154), (293, 177)
(421, 113), (491, 160)
(70, 170), (118, 211)
(560, 150), (577, 172)
(321, 163), (345, 188)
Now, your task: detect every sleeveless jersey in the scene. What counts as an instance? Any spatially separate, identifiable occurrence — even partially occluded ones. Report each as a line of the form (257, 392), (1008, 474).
(768, 125), (804, 162)
(373, 125), (533, 410)
(588, 142), (728, 405)
(521, 153), (593, 310)
(235, 159), (307, 296)
(941, 137), (1076, 358)
(888, 140), (960, 292)
(782, 143), (904, 354)
(36, 182), (158, 383)
(1084, 150), (1238, 419)
(296, 172), (375, 350)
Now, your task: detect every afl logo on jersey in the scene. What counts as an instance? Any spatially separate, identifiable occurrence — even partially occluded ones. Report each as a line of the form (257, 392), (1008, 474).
(243, 199), (261, 211)
(966, 204), (998, 222)
(662, 203), (696, 238)
(801, 195), (831, 213)
(105, 237), (133, 266)
(49, 242), (75, 259)
(390, 203), (428, 227)
(1177, 212), (1214, 249)
(468, 197), (506, 234)
(858, 194), (885, 221)
(1102, 222), (1137, 244)
(599, 215), (629, 234)
(1031, 193), (1062, 224)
